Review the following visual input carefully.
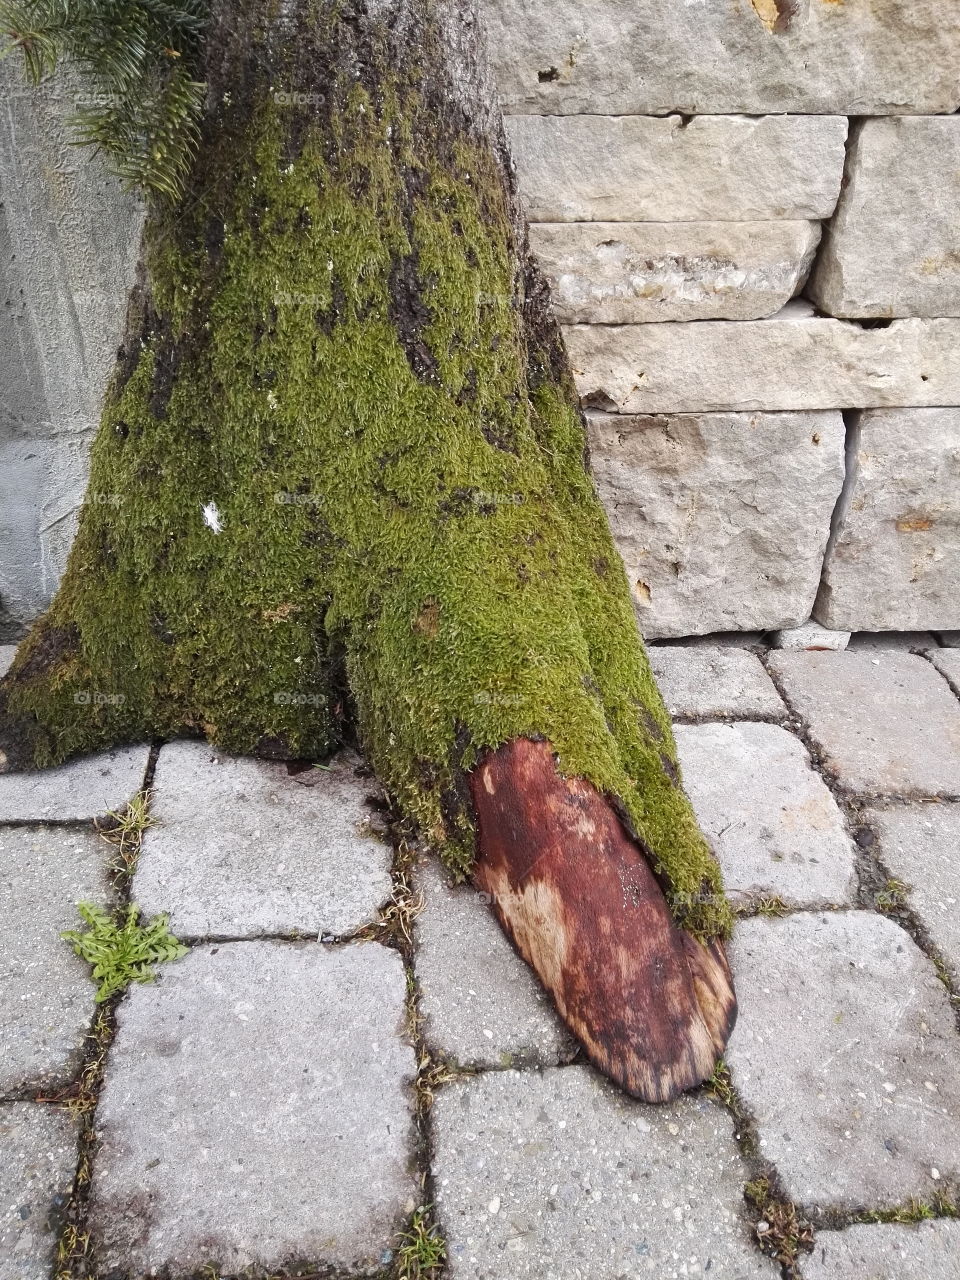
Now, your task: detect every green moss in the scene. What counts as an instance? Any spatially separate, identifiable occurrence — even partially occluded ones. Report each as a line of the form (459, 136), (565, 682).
(1, 17), (731, 939)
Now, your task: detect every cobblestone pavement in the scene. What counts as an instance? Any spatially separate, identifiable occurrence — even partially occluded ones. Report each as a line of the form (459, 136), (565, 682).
(2, 639), (960, 1279)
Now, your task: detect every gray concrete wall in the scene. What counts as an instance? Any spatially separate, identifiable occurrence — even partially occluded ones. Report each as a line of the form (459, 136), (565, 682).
(0, 64), (142, 637)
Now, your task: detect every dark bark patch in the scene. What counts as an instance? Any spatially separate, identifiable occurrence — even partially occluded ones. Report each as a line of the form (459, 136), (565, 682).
(659, 751), (680, 786)
(313, 276), (348, 337)
(149, 322), (185, 419)
(252, 733), (296, 760)
(150, 613), (176, 645)
(388, 251), (439, 382)
(14, 623), (81, 682)
(640, 706), (666, 744)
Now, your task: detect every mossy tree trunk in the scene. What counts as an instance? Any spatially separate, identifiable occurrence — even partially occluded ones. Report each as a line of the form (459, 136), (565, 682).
(0, 0), (735, 1100)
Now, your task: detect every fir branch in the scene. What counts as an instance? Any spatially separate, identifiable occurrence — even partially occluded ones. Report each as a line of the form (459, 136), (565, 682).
(0, 0), (208, 200)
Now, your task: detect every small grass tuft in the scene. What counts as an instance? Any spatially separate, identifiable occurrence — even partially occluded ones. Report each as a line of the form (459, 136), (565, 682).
(858, 1193), (960, 1224)
(95, 789), (157, 880)
(875, 878), (910, 914)
(397, 1206), (446, 1280)
(736, 895), (790, 919)
(705, 1059), (735, 1107)
(744, 1176), (814, 1268)
(63, 902), (188, 1002)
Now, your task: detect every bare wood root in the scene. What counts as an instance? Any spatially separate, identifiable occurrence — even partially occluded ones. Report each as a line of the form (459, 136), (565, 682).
(469, 738), (737, 1103)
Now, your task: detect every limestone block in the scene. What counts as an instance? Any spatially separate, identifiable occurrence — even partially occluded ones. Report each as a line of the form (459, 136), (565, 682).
(565, 307), (960, 414)
(587, 410), (844, 638)
(771, 623), (850, 652)
(482, 0), (960, 116)
(530, 221), (820, 324)
(809, 118), (960, 319)
(815, 409), (960, 633)
(506, 115), (847, 223)
(0, 64), (142, 442)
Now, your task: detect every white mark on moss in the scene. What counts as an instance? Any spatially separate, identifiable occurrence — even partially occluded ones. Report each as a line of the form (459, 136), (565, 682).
(201, 502), (224, 534)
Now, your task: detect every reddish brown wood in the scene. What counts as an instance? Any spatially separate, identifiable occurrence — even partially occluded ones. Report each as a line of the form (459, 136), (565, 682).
(469, 738), (737, 1103)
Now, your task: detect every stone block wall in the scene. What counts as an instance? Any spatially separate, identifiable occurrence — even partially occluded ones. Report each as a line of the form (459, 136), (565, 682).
(484, 0), (960, 638)
(1, 2), (959, 638)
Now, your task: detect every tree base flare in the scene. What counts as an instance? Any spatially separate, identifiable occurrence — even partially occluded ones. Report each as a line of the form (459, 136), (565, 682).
(470, 738), (737, 1103)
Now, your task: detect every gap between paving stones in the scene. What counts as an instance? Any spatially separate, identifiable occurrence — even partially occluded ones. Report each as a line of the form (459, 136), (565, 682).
(39, 745), (160, 1280)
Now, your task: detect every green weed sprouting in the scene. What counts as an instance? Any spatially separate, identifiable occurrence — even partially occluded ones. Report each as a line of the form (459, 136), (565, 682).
(62, 902), (188, 1001)
(397, 1206), (446, 1280)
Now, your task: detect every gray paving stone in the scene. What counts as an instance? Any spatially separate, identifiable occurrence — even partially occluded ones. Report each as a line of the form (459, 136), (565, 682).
(767, 652), (960, 797)
(850, 633), (937, 652)
(0, 745), (149, 822)
(413, 859), (574, 1069)
(800, 1221), (960, 1280)
(133, 744), (392, 938)
(926, 648), (960, 698)
(432, 1065), (776, 1280)
(0, 1103), (79, 1280)
(0, 647), (15, 678)
(89, 940), (417, 1277)
(867, 803), (960, 986)
(649, 647), (785, 720)
(0, 826), (109, 1094)
(675, 723), (856, 909)
(727, 912), (960, 1210)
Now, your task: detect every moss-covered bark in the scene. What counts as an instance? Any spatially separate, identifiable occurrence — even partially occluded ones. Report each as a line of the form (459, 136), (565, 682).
(0, 0), (731, 941)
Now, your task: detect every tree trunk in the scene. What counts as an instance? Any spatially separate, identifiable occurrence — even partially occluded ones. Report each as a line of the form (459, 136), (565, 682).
(0, 0), (735, 1099)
